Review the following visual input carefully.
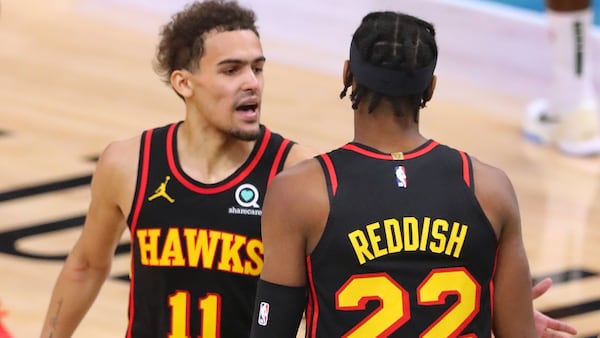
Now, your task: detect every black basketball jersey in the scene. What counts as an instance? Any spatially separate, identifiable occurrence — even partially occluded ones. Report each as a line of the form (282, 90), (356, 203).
(306, 140), (498, 338)
(125, 122), (294, 338)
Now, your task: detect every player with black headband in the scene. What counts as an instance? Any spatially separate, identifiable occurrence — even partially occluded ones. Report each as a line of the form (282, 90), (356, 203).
(250, 11), (541, 337)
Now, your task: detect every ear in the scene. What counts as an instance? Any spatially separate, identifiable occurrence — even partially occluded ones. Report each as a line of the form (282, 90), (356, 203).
(342, 60), (353, 87)
(422, 75), (437, 104)
(170, 69), (193, 98)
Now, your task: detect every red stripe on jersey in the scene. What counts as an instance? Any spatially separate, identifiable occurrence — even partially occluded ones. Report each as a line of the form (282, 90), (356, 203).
(490, 247), (499, 320)
(306, 257), (319, 338)
(342, 143), (391, 159)
(127, 128), (153, 338)
(305, 288), (314, 338)
(166, 124), (272, 193)
(321, 154), (338, 196)
(130, 129), (153, 232)
(458, 151), (471, 188)
(267, 139), (291, 185)
(405, 141), (439, 159)
(342, 141), (439, 160)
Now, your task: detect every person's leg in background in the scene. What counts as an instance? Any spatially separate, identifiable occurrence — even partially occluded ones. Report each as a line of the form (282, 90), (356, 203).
(523, 0), (600, 156)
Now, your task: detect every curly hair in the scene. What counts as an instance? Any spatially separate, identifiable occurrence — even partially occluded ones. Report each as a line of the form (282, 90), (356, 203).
(340, 12), (438, 121)
(153, 0), (259, 84)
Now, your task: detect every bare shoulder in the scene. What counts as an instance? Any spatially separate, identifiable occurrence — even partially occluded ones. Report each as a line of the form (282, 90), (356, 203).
(470, 157), (519, 237)
(97, 135), (140, 173)
(269, 156), (325, 204)
(92, 135), (141, 215)
(470, 157), (513, 191)
(283, 143), (322, 169)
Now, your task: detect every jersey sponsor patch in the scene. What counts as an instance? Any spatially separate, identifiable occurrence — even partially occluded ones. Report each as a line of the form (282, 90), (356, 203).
(258, 301), (270, 326)
(395, 165), (407, 188)
(235, 183), (260, 208)
(229, 183), (263, 216)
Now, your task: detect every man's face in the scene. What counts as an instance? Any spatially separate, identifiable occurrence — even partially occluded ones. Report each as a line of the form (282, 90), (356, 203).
(189, 29), (265, 140)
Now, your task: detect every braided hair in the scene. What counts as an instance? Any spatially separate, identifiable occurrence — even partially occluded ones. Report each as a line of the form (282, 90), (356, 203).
(340, 12), (438, 122)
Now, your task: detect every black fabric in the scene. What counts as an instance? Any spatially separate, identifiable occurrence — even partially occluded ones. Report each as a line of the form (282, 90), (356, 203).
(250, 279), (307, 338)
(125, 123), (295, 338)
(349, 42), (436, 96)
(305, 141), (497, 337)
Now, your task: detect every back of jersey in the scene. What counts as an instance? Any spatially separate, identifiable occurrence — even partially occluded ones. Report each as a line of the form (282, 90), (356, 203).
(306, 140), (497, 338)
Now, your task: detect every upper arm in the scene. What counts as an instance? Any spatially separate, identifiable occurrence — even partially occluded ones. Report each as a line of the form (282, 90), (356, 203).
(68, 138), (139, 270)
(472, 159), (537, 337)
(260, 158), (328, 287)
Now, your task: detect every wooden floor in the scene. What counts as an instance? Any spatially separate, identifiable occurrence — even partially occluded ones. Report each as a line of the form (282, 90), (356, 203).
(0, 0), (599, 337)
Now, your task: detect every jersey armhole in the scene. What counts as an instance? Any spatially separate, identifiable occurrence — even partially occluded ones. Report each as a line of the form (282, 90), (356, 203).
(458, 150), (474, 192)
(267, 139), (295, 185)
(126, 129), (153, 231)
(316, 154), (337, 200)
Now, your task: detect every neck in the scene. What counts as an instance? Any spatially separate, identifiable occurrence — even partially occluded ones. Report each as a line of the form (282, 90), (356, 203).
(177, 120), (256, 183)
(352, 105), (427, 153)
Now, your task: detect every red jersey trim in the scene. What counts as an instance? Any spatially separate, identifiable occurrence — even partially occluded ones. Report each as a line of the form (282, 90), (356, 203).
(342, 141), (439, 160)
(165, 123), (272, 193)
(306, 257), (319, 338)
(267, 139), (291, 185)
(127, 128), (153, 338)
(490, 247), (499, 321)
(320, 154), (338, 196)
(458, 151), (471, 188)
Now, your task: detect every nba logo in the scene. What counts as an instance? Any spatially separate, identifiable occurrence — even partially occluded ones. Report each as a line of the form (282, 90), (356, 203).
(395, 165), (407, 188)
(258, 302), (270, 326)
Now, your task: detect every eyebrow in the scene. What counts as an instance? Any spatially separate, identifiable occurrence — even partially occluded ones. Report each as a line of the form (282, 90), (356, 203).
(217, 56), (266, 66)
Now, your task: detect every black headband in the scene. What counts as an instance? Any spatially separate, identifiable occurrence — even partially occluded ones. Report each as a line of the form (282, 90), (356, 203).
(349, 42), (436, 97)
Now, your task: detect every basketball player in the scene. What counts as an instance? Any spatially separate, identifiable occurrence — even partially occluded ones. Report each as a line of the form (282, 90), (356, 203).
(251, 11), (575, 337)
(523, 0), (600, 156)
(39, 1), (576, 337)
(39, 1), (313, 337)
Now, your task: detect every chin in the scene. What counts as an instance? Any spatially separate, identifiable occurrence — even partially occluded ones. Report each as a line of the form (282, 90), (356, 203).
(231, 125), (260, 141)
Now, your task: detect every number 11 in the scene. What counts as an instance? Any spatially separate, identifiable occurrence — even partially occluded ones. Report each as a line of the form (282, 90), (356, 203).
(168, 291), (222, 338)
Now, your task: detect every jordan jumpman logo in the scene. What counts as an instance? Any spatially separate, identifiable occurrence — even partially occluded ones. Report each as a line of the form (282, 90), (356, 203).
(148, 176), (175, 203)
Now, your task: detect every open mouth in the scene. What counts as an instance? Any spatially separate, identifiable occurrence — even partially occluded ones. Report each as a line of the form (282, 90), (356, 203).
(236, 103), (258, 112)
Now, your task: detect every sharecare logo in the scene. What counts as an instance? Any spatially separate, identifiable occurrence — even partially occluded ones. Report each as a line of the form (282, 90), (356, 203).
(235, 183), (260, 208)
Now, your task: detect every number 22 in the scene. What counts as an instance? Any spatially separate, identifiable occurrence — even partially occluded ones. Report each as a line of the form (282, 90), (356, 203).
(336, 268), (481, 337)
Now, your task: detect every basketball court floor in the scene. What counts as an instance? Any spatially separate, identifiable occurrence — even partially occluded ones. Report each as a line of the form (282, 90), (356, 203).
(0, 0), (599, 337)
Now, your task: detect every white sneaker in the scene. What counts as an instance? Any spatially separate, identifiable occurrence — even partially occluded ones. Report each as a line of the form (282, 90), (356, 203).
(557, 137), (600, 156)
(522, 99), (559, 144)
(555, 102), (600, 156)
(523, 99), (600, 156)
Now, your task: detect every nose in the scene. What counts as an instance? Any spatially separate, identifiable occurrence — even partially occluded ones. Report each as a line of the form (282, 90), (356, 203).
(242, 67), (261, 91)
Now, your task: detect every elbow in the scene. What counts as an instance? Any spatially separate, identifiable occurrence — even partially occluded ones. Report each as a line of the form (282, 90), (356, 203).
(63, 252), (112, 283)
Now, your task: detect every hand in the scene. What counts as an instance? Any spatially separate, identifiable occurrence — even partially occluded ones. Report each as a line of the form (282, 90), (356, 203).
(532, 278), (578, 337)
